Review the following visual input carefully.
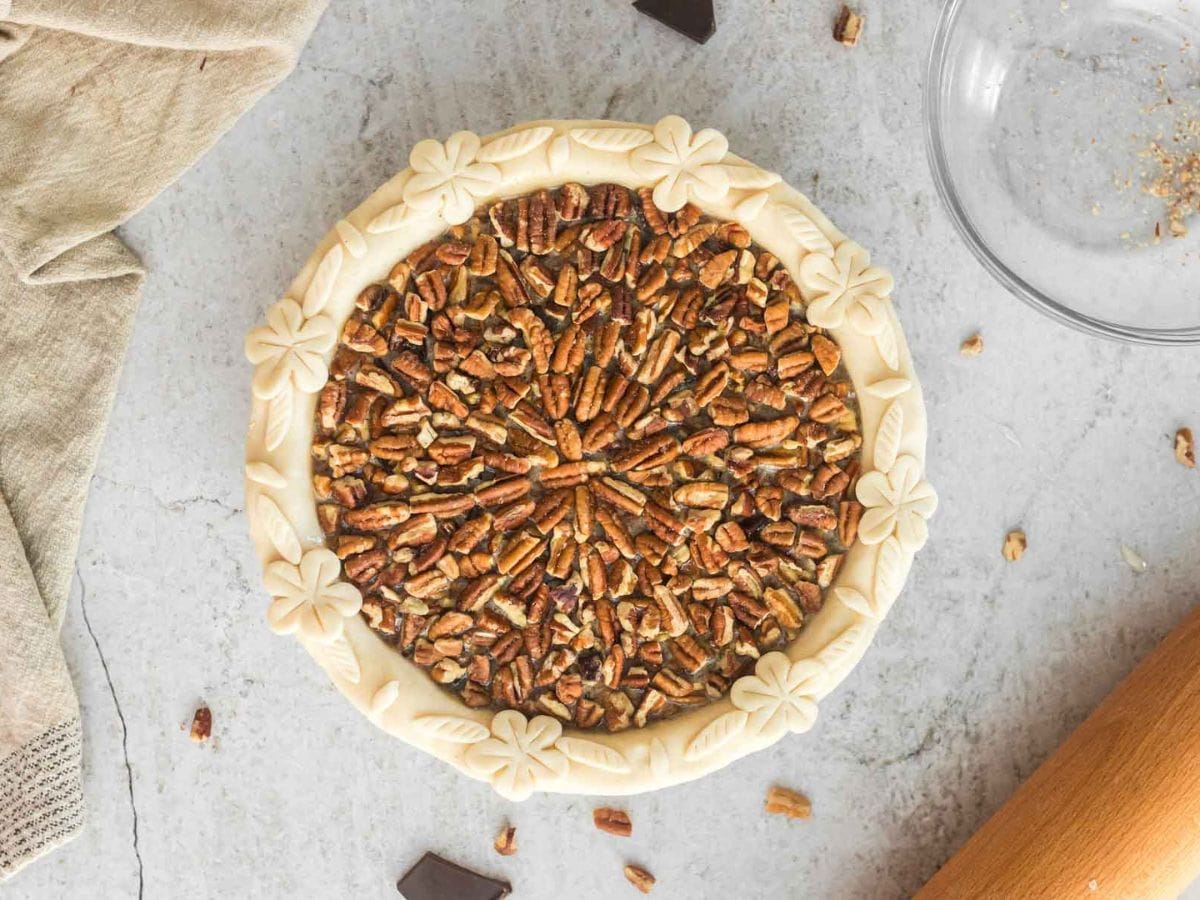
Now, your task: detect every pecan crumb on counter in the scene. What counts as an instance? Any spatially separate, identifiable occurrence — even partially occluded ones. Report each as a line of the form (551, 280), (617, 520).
(593, 806), (633, 836)
(493, 822), (517, 856)
(834, 5), (864, 47)
(1175, 427), (1195, 468)
(959, 332), (984, 358)
(1002, 530), (1027, 562)
(765, 785), (812, 819)
(188, 706), (212, 742)
(623, 863), (656, 894)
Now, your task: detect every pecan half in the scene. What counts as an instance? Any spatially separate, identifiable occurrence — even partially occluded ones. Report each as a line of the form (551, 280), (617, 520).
(593, 807), (633, 837)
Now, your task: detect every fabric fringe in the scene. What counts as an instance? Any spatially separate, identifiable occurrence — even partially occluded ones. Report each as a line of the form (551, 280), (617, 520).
(0, 718), (83, 880)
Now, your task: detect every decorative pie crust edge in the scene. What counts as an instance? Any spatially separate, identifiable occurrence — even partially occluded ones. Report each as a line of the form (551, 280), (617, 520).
(243, 117), (935, 801)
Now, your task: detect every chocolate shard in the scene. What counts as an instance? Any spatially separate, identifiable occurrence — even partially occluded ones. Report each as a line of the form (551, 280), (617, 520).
(633, 0), (716, 45)
(396, 852), (511, 900)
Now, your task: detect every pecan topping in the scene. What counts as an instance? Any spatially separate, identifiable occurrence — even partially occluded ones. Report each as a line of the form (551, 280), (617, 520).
(342, 503), (410, 530)
(312, 184), (861, 731)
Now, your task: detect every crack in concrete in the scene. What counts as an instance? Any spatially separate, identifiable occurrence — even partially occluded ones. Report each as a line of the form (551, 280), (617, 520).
(226, 548), (257, 599)
(843, 715), (947, 769)
(302, 63), (393, 91)
(76, 566), (144, 899)
(871, 725), (939, 767)
(601, 85), (624, 119)
(301, 64), (393, 141)
(91, 473), (241, 518)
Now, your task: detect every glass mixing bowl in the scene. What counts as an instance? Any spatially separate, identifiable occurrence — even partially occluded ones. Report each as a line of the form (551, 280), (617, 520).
(926, 0), (1200, 344)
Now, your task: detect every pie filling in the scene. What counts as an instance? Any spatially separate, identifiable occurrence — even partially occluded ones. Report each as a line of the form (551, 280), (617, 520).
(310, 183), (863, 732)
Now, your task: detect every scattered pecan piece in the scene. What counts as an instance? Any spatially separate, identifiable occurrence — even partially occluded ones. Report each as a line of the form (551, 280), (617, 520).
(593, 807), (633, 837)
(1175, 427), (1195, 468)
(833, 5), (863, 46)
(493, 822), (517, 856)
(1002, 529), (1027, 562)
(765, 785), (812, 819)
(624, 864), (656, 894)
(959, 331), (984, 357)
(189, 706), (212, 743)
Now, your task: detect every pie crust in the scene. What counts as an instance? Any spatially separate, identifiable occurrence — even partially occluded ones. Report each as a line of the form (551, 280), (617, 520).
(244, 117), (935, 799)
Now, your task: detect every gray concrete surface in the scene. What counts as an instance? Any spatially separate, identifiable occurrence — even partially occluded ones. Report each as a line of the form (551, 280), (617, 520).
(7, 1), (1200, 897)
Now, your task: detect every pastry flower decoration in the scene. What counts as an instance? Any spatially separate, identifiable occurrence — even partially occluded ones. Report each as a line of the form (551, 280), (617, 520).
(463, 710), (569, 801)
(630, 115), (730, 213)
(264, 548), (363, 643)
(797, 240), (894, 333)
(245, 297), (337, 399)
(403, 131), (502, 225)
(730, 653), (824, 739)
(856, 455), (938, 552)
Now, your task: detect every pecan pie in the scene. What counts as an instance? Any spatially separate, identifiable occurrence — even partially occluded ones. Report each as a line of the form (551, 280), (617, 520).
(247, 116), (934, 799)
(310, 183), (862, 732)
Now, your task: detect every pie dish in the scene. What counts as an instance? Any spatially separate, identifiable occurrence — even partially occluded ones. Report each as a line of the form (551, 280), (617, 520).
(244, 116), (935, 799)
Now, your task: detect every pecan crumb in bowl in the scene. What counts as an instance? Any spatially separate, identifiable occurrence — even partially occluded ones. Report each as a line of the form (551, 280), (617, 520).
(927, 0), (1200, 343)
(245, 117), (935, 799)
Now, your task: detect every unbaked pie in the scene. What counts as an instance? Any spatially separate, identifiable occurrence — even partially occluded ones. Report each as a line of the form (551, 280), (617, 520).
(245, 117), (935, 799)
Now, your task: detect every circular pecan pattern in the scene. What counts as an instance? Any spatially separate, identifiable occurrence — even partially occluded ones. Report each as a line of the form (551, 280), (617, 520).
(310, 184), (863, 732)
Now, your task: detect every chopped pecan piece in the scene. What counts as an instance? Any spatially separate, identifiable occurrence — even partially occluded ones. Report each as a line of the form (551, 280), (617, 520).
(188, 706), (212, 743)
(1002, 529), (1027, 562)
(765, 785), (812, 819)
(960, 331), (984, 358)
(833, 5), (863, 46)
(493, 823), (518, 856)
(1176, 427), (1195, 468)
(624, 864), (656, 894)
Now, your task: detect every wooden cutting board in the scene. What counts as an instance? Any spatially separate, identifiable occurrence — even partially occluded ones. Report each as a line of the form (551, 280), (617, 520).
(917, 606), (1200, 899)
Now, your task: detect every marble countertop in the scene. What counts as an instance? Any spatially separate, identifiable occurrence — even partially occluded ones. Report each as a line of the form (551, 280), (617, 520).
(9, 1), (1200, 897)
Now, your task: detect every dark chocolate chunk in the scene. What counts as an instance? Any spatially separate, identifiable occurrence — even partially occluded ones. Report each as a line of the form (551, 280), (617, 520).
(396, 852), (511, 900)
(633, 0), (716, 45)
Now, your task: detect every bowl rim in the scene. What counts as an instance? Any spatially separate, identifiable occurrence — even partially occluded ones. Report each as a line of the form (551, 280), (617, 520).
(923, 0), (1200, 347)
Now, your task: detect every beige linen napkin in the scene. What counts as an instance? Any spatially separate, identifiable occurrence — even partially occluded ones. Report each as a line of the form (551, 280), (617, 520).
(0, 0), (325, 879)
